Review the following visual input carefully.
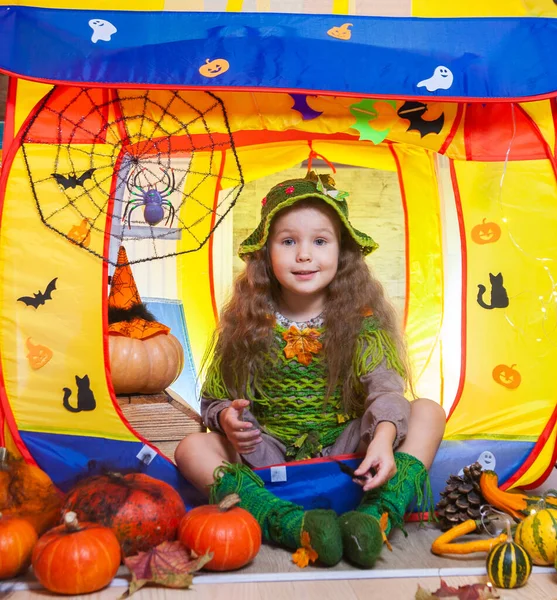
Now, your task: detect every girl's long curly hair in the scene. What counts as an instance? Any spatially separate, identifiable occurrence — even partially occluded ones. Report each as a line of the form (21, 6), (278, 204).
(204, 199), (413, 413)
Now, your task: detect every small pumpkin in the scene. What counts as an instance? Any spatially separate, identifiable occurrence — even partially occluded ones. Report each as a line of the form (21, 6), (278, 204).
(479, 470), (557, 521)
(431, 518), (508, 555)
(67, 218), (92, 247)
(492, 364), (521, 390)
(471, 218), (501, 245)
(109, 332), (184, 394)
(25, 338), (53, 370)
(198, 58), (230, 78)
(327, 23), (353, 40)
(178, 493), (261, 571)
(486, 527), (532, 589)
(0, 448), (62, 534)
(514, 502), (557, 565)
(32, 511), (121, 595)
(0, 513), (38, 579)
(63, 472), (186, 557)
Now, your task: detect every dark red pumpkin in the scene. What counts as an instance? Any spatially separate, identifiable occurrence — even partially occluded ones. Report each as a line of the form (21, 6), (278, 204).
(178, 494), (261, 571)
(63, 472), (186, 556)
(32, 511), (120, 595)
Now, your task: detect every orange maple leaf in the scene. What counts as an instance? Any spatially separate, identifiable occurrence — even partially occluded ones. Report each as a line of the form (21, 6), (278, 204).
(282, 326), (322, 366)
(292, 531), (319, 568)
(379, 512), (392, 551)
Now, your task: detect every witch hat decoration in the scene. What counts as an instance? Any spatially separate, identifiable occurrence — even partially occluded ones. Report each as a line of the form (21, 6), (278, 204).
(108, 246), (142, 310)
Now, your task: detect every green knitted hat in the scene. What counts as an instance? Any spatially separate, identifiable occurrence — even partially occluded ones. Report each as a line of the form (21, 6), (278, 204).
(238, 171), (379, 259)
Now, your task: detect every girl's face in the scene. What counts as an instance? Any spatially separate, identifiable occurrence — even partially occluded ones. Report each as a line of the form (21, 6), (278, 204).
(268, 203), (340, 310)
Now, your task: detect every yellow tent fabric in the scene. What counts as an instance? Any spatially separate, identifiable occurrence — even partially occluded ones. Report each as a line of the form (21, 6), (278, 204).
(1, 4), (557, 501)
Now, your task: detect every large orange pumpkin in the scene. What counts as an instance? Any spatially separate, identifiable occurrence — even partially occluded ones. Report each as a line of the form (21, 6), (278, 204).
(109, 332), (184, 394)
(32, 512), (120, 594)
(63, 472), (186, 556)
(178, 494), (262, 571)
(0, 513), (38, 579)
(0, 448), (62, 534)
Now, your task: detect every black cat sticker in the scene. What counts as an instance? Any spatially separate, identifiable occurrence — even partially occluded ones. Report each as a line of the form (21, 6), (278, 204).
(477, 273), (509, 310)
(62, 375), (96, 413)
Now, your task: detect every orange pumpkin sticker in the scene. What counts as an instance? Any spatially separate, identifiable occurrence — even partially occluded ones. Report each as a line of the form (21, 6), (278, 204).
(282, 326), (322, 366)
(67, 219), (92, 247)
(471, 219), (501, 245)
(492, 364), (521, 389)
(327, 23), (353, 40)
(26, 338), (53, 370)
(199, 58), (230, 78)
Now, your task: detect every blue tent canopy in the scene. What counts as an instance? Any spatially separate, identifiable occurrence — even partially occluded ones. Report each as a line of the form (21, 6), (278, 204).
(1, 5), (557, 99)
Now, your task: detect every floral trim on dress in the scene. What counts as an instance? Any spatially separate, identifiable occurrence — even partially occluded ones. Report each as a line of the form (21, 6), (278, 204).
(274, 311), (325, 330)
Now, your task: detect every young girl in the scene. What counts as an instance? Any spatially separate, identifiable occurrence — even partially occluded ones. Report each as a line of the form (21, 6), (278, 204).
(175, 172), (446, 568)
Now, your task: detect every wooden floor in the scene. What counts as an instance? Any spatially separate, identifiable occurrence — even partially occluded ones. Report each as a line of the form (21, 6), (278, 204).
(6, 576), (557, 600)
(4, 523), (557, 599)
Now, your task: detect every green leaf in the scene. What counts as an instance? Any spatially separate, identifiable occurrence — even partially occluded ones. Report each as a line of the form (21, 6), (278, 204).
(349, 99), (396, 144)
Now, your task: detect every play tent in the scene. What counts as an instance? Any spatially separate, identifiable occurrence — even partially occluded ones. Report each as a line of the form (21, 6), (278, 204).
(1, 1), (557, 512)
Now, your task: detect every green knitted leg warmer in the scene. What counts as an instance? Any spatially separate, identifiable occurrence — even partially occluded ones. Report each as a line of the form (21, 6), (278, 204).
(340, 452), (433, 568)
(210, 462), (343, 566)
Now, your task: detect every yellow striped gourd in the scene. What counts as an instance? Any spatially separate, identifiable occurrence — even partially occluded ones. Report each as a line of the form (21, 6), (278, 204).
(486, 538), (532, 589)
(515, 507), (557, 566)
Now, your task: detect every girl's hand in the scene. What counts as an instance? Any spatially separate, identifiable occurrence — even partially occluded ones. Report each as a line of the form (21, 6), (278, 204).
(220, 399), (262, 455)
(354, 422), (397, 492)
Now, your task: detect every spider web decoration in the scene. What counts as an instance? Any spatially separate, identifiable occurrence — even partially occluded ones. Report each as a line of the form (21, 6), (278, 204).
(20, 87), (244, 266)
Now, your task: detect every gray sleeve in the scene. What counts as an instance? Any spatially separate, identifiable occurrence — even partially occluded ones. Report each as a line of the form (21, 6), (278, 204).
(359, 360), (411, 449)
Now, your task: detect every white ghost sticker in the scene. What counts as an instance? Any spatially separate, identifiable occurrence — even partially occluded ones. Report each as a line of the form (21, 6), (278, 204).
(417, 66), (454, 92)
(458, 451), (496, 477)
(477, 451), (496, 471)
(89, 19), (117, 44)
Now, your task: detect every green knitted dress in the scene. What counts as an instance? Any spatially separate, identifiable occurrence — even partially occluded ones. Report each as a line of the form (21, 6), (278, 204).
(204, 313), (432, 567)
(204, 314), (405, 460)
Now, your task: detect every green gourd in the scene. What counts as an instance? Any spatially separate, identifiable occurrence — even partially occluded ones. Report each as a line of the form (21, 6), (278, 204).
(515, 504), (557, 566)
(486, 533), (532, 589)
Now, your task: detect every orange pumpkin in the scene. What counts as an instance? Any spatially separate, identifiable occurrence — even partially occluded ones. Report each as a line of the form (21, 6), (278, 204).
(108, 332), (184, 394)
(0, 448), (62, 534)
(178, 494), (261, 571)
(471, 218), (502, 245)
(198, 58), (230, 78)
(327, 23), (353, 40)
(32, 512), (121, 595)
(492, 364), (521, 390)
(0, 513), (38, 579)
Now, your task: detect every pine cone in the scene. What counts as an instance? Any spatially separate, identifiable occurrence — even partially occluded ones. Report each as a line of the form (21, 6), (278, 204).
(436, 462), (485, 531)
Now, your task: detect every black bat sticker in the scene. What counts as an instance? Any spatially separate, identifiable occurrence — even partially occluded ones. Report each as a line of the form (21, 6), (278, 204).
(397, 101), (445, 137)
(51, 168), (95, 190)
(17, 277), (58, 309)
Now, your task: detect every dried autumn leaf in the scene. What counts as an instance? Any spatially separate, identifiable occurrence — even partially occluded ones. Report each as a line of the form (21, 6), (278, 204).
(415, 587), (438, 600)
(121, 540), (213, 598)
(292, 531), (319, 568)
(379, 512), (392, 551)
(415, 579), (500, 600)
(282, 326), (322, 366)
